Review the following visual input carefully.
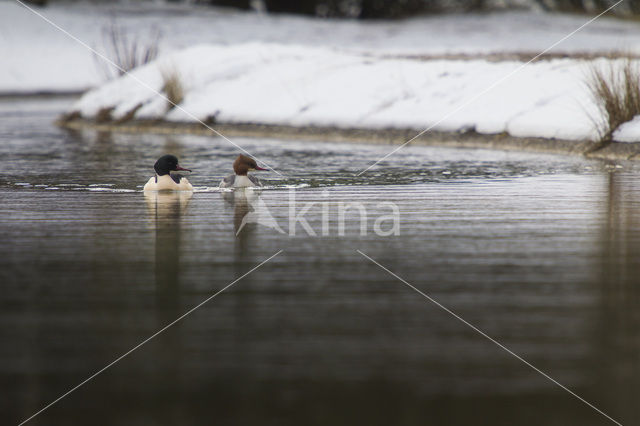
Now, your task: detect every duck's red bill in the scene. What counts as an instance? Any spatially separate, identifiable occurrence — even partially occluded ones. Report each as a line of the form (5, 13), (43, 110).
(176, 166), (192, 172)
(255, 166), (268, 171)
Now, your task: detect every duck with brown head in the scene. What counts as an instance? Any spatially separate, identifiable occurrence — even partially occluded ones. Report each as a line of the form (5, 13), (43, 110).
(220, 154), (269, 188)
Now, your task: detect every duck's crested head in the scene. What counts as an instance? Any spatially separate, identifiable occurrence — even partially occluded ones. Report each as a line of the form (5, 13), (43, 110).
(233, 154), (268, 176)
(154, 154), (191, 176)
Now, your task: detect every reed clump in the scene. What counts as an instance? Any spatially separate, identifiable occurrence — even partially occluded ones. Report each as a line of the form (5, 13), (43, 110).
(587, 59), (640, 147)
(161, 68), (184, 110)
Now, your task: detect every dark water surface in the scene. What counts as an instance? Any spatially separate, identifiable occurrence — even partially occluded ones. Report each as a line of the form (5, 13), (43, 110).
(2, 98), (639, 425)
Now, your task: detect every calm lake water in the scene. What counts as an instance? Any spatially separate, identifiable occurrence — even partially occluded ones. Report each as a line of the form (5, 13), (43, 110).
(2, 98), (639, 425)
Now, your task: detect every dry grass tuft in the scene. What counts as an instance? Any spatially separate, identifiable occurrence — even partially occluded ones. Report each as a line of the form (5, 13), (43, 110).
(95, 106), (114, 123)
(115, 103), (143, 123)
(161, 68), (184, 110)
(587, 59), (640, 147)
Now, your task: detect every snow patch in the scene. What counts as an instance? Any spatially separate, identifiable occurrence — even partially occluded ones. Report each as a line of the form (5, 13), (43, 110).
(72, 43), (603, 141)
(613, 115), (640, 142)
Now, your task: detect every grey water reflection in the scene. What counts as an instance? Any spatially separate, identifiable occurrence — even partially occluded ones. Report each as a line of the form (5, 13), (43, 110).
(144, 191), (192, 320)
(594, 171), (640, 421)
(222, 189), (286, 242)
(144, 190), (192, 411)
(2, 98), (640, 425)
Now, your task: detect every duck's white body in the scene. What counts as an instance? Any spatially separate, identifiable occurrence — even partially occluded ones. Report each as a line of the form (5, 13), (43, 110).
(219, 174), (262, 188)
(143, 174), (193, 191)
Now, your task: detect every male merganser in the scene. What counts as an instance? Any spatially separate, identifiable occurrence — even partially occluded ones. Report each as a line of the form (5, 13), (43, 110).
(143, 154), (193, 191)
(219, 154), (268, 188)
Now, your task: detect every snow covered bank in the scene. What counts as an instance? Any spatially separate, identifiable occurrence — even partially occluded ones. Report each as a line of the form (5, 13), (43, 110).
(71, 43), (615, 142)
(4, 1), (640, 94)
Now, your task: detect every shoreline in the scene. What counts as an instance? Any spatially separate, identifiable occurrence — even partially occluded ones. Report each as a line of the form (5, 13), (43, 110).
(0, 91), (84, 100)
(57, 118), (640, 161)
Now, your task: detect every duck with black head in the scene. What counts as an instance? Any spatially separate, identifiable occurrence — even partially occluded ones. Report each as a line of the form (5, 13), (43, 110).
(143, 154), (193, 191)
(220, 154), (269, 188)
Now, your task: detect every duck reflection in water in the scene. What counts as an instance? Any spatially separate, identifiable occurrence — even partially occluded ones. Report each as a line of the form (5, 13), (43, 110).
(222, 188), (284, 244)
(144, 191), (193, 316)
(143, 190), (192, 391)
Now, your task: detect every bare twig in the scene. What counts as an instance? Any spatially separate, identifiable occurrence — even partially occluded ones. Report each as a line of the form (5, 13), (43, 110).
(94, 20), (161, 80)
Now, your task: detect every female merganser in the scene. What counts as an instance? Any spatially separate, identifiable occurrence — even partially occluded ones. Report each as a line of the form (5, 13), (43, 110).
(143, 155), (193, 191)
(219, 154), (268, 188)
